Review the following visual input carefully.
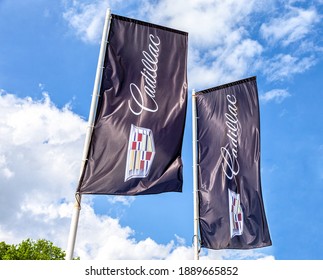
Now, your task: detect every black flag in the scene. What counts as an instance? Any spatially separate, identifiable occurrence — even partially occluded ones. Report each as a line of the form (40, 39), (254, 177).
(77, 14), (188, 195)
(196, 77), (271, 249)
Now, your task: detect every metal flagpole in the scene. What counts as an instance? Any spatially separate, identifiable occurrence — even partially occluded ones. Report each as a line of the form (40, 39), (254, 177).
(66, 8), (112, 260)
(192, 90), (200, 260)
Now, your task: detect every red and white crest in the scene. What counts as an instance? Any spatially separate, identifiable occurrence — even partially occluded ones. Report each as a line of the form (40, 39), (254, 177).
(228, 189), (244, 238)
(124, 125), (155, 181)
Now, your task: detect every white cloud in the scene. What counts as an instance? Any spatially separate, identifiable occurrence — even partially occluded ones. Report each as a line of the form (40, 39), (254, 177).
(142, 0), (263, 47)
(260, 89), (291, 103)
(0, 154), (14, 179)
(63, 0), (110, 43)
(107, 195), (135, 206)
(74, 204), (172, 259)
(263, 54), (316, 81)
(62, 0), (142, 44)
(0, 90), (86, 241)
(260, 6), (320, 47)
(38, 83), (45, 91)
(200, 248), (274, 260)
(189, 37), (263, 89)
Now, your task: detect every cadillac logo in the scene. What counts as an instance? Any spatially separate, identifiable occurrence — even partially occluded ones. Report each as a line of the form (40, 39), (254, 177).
(124, 124), (155, 181)
(228, 189), (244, 238)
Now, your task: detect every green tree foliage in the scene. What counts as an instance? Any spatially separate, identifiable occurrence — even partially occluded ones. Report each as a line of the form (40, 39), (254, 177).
(0, 239), (66, 260)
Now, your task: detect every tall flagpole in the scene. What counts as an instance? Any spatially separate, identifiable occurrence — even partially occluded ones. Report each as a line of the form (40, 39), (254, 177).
(192, 90), (200, 260)
(66, 8), (112, 260)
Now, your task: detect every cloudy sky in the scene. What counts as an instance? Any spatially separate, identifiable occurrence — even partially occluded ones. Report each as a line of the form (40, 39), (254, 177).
(0, 0), (322, 260)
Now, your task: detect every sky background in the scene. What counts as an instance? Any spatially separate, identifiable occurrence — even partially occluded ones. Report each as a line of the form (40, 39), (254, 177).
(0, 0), (322, 260)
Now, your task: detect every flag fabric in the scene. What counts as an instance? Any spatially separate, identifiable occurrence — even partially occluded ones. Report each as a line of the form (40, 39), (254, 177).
(196, 76), (272, 249)
(77, 14), (188, 195)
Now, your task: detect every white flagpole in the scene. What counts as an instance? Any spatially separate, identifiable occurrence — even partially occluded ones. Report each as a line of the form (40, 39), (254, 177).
(66, 8), (112, 260)
(192, 90), (200, 260)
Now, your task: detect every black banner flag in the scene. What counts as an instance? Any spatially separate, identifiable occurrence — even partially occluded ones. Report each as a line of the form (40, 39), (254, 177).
(196, 77), (272, 249)
(78, 14), (188, 195)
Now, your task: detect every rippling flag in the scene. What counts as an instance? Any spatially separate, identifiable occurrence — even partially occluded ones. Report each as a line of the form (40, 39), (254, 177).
(77, 14), (188, 195)
(196, 77), (272, 249)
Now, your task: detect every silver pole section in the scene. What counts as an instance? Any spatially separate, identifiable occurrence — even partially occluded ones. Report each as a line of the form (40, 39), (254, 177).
(66, 193), (81, 260)
(192, 90), (200, 260)
(66, 8), (112, 260)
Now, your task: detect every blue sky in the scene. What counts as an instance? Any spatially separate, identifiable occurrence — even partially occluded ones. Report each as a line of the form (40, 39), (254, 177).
(0, 0), (322, 260)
